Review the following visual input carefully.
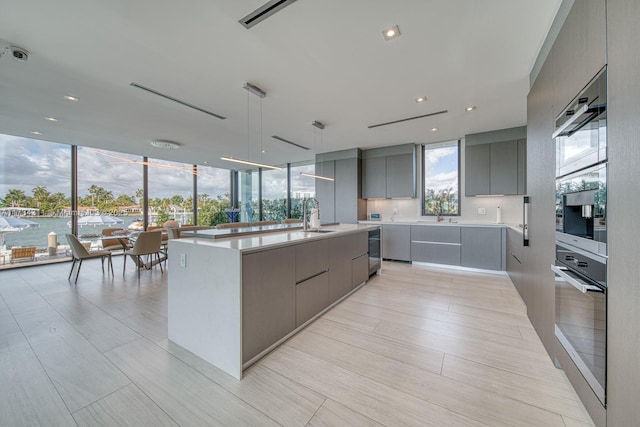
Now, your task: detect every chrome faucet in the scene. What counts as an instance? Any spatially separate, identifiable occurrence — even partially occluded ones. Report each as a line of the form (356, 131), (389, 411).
(302, 197), (320, 231)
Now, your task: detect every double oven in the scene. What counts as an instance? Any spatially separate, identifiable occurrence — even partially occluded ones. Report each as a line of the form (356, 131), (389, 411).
(552, 67), (607, 406)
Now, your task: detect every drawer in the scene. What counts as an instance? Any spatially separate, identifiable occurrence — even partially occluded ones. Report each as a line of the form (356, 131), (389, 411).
(410, 225), (461, 243)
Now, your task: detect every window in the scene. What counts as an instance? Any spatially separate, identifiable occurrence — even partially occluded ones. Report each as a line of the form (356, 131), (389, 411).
(261, 166), (288, 221)
(196, 165), (231, 226)
(423, 141), (460, 216)
(239, 169), (259, 222)
(289, 162), (316, 220)
(147, 158), (194, 226)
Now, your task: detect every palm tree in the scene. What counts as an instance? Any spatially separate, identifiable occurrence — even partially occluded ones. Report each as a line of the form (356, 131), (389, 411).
(3, 189), (27, 207)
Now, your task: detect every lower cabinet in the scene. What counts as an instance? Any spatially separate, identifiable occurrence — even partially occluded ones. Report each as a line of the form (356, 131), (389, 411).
(460, 227), (505, 270)
(351, 253), (369, 288)
(382, 224), (411, 261)
(242, 246), (296, 363)
(411, 225), (461, 265)
(296, 271), (330, 327)
(506, 227), (526, 300)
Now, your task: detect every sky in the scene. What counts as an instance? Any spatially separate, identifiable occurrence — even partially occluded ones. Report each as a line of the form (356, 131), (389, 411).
(0, 134), (238, 200)
(424, 143), (459, 193)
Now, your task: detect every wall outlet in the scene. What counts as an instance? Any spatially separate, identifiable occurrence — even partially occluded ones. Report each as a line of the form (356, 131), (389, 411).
(180, 253), (187, 268)
(477, 207), (487, 215)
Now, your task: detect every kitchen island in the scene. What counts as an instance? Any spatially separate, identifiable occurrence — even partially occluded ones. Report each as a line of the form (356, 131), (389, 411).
(167, 223), (379, 379)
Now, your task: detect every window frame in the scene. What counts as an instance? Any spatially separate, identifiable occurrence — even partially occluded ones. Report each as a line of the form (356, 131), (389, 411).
(421, 140), (461, 217)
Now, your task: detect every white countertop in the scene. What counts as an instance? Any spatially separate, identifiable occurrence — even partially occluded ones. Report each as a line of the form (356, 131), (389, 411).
(172, 223), (379, 254)
(358, 220), (509, 228)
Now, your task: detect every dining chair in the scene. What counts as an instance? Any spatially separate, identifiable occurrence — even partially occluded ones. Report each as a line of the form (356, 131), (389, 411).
(66, 234), (113, 283)
(101, 227), (132, 252)
(255, 220), (278, 226)
(123, 231), (164, 278)
(216, 222), (249, 229)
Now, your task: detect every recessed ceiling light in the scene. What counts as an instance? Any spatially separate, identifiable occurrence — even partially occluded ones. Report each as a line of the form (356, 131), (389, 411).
(382, 25), (401, 41)
(45, 117), (58, 122)
(431, 127), (439, 132)
(31, 131), (42, 135)
(465, 106), (476, 112)
(203, 161), (208, 164)
(416, 96), (427, 103)
(150, 139), (181, 150)
(262, 150), (267, 153)
(64, 95), (79, 102)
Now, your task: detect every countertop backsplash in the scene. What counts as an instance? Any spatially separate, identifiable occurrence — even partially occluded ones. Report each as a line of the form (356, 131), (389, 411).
(366, 195), (524, 225)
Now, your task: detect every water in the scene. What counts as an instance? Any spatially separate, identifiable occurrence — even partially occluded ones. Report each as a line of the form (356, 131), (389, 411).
(2, 217), (138, 248)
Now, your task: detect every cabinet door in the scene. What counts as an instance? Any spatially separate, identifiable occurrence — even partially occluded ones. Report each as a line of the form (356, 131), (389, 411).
(490, 140), (518, 195)
(461, 227), (503, 270)
(386, 153), (415, 198)
(329, 235), (353, 303)
(315, 160), (335, 223)
(335, 158), (360, 223)
(295, 239), (329, 283)
(363, 157), (386, 199)
(351, 253), (369, 288)
(411, 241), (461, 265)
(242, 246), (296, 363)
(465, 144), (491, 196)
(517, 139), (526, 195)
(296, 271), (330, 327)
(410, 225), (460, 243)
(382, 224), (411, 261)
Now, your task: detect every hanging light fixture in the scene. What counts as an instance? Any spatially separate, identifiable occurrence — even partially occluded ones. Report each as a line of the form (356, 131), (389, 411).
(300, 121), (334, 181)
(222, 82), (281, 170)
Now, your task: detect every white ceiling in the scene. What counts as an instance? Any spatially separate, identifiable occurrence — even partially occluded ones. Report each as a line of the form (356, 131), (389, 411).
(0, 0), (561, 169)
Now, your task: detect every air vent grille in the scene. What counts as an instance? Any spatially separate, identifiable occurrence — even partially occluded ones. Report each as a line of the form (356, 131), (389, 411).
(272, 135), (309, 150)
(130, 83), (226, 120)
(239, 0), (298, 29)
(368, 110), (448, 129)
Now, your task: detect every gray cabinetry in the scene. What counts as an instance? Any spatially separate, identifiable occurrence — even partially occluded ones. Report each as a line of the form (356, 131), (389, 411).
(461, 227), (505, 271)
(362, 157), (386, 199)
(506, 227), (526, 299)
(351, 253), (369, 288)
(242, 246), (296, 363)
(295, 239), (329, 283)
(329, 231), (368, 302)
(465, 144), (491, 196)
(490, 141), (518, 195)
(315, 160), (335, 223)
(362, 145), (415, 199)
(465, 127), (526, 196)
(385, 153), (415, 198)
(296, 271), (330, 327)
(382, 224), (411, 261)
(410, 225), (461, 266)
(316, 149), (365, 224)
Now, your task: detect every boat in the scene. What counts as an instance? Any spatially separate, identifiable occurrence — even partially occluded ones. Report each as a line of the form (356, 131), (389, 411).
(128, 219), (144, 231)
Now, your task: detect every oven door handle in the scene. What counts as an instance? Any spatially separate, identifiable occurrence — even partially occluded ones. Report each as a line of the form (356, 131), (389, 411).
(551, 264), (604, 293)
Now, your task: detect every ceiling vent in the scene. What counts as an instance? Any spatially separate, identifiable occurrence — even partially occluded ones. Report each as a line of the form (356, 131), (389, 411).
(130, 82), (226, 120)
(239, 0), (298, 29)
(272, 135), (309, 150)
(368, 110), (448, 129)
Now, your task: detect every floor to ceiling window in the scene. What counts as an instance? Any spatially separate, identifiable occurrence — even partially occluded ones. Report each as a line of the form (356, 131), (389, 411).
(147, 158), (195, 226)
(262, 166), (288, 222)
(239, 169), (259, 222)
(0, 134), (71, 255)
(77, 147), (143, 233)
(289, 162), (316, 220)
(196, 165), (232, 226)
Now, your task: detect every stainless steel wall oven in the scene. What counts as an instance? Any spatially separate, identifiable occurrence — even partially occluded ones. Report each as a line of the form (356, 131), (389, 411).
(553, 66), (607, 406)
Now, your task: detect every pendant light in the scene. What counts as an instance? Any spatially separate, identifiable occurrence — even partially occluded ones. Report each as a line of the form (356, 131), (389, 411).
(300, 121), (334, 181)
(222, 83), (281, 170)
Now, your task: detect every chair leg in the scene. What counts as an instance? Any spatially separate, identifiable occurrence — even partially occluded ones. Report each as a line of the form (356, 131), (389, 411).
(123, 253), (127, 276)
(75, 260), (83, 283)
(68, 258), (77, 281)
(108, 255), (114, 276)
(158, 253), (163, 274)
(101, 256), (104, 273)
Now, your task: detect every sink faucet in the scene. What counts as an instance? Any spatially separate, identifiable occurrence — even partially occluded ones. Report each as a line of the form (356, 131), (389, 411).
(302, 197), (320, 231)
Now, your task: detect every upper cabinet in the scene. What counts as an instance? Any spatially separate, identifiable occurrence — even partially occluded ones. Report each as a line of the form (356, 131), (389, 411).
(465, 126), (526, 196)
(362, 144), (416, 199)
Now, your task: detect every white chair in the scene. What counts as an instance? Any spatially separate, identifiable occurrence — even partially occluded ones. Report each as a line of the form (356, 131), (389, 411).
(123, 231), (164, 278)
(66, 234), (113, 283)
